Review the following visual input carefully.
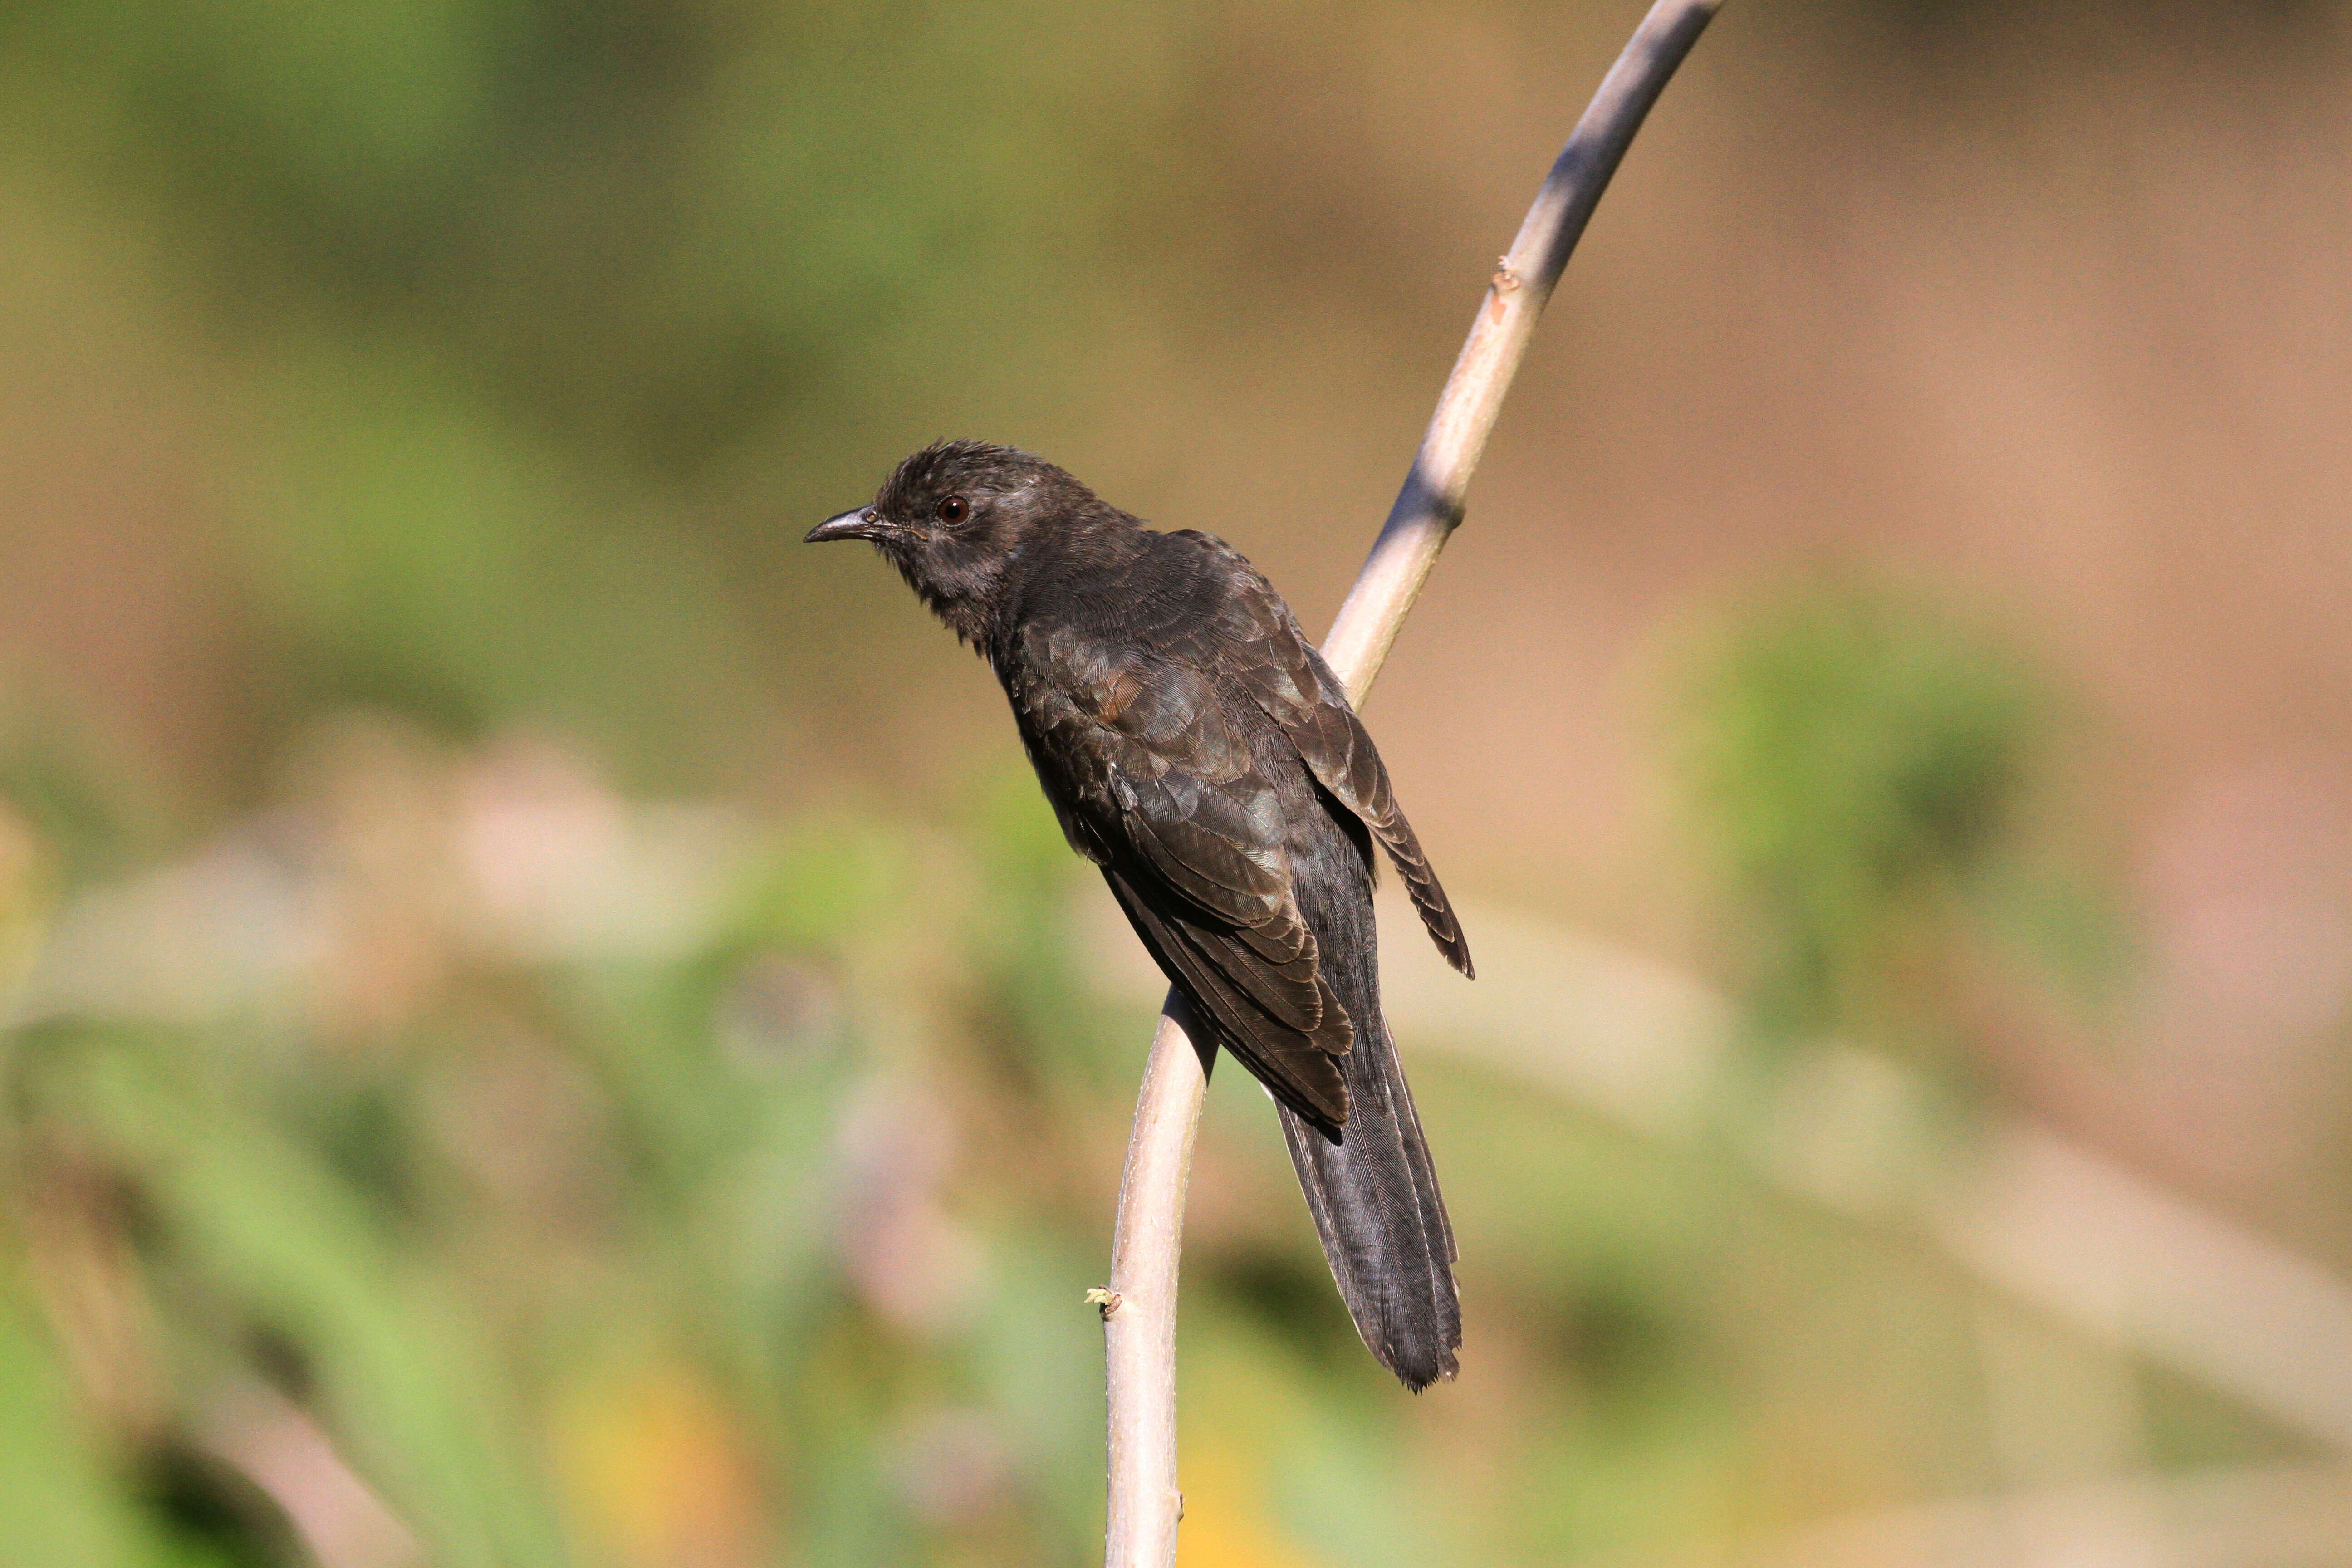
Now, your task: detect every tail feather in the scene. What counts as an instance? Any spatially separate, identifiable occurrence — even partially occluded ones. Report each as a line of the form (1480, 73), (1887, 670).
(1096, 790), (1462, 1389)
(1277, 1012), (1460, 1391)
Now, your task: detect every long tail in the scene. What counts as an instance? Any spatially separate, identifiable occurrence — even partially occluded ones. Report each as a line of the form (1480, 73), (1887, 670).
(1276, 1008), (1460, 1391)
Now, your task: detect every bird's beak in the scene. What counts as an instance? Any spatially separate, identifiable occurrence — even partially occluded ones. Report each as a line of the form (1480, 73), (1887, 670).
(804, 506), (887, 544)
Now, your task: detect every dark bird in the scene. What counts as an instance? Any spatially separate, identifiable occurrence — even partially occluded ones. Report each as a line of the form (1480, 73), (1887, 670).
(807, 440), (1471, 1389)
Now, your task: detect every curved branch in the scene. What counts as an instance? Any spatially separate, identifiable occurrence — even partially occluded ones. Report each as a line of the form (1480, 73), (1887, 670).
(1100, 6), (1723, 1564)
(1320, 0), (1723, 702)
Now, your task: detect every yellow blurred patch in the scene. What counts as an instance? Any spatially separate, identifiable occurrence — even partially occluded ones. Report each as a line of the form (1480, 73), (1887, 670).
(1177, 1443), (1323, 1568)
(551, 1361), (772, 1568)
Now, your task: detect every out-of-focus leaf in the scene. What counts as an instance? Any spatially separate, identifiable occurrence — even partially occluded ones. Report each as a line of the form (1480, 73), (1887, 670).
(0, 1302), (172, 1568)
(68, 1044), (569, 1568)
(1681, 580), (2045, 1059)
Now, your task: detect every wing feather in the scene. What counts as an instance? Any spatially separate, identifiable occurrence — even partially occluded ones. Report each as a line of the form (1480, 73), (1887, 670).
(1104, 867), (1351, 1127)
(1167, 531), (1475, 979)
(1017, 618), (1350, 1117)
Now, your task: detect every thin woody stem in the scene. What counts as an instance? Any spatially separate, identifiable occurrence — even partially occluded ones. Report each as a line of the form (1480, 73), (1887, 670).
(1320, 0), (1724, 703)
(1100, 7), (1722, 1565)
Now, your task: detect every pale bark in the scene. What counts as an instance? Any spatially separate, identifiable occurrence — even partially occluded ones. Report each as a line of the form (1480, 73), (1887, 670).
(1099, 6), (1724, 1564)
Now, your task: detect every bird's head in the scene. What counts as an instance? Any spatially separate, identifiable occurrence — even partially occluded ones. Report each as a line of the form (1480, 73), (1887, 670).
(805, 440), (1111, 646)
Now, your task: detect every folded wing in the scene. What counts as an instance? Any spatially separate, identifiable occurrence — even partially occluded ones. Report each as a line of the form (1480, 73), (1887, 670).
(1166, 532), (1475, 980)
(1018, 620), (1356, 1127)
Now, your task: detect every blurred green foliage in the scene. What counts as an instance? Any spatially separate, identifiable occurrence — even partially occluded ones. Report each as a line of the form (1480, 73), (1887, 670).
(0, 0), (1202, 799)
(0, 724), (1762, 1568)
(1681, 580), (2135, 1083)
(0, 618), (2267, 1568)
(7, 0), (1178, 473)
(1683, 582), (2038, 1054)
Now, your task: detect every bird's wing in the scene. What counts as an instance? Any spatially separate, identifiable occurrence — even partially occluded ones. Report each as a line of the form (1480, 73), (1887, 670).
(1168, 531), (1474, 979)
(1020, 620), (1354, 1125)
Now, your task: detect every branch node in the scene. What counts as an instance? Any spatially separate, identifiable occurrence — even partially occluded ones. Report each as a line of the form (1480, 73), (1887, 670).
(1085, 1286), (1124, 1320)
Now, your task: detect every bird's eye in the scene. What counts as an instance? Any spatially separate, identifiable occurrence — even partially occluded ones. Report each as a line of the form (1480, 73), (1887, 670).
(936, 494), (970, 526)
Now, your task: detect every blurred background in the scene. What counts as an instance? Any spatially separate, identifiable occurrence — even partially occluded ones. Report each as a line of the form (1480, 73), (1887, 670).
(5, 0), (2352, 1563)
